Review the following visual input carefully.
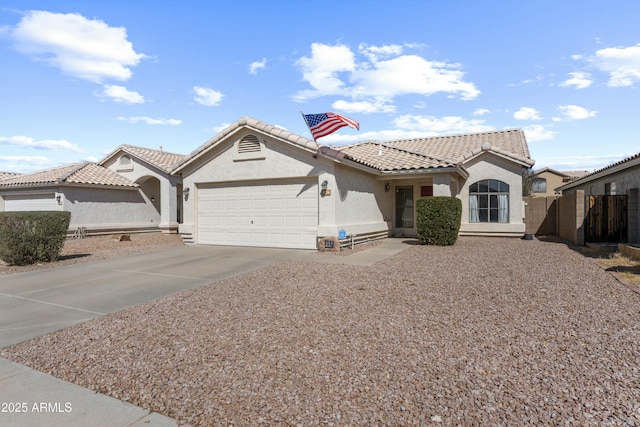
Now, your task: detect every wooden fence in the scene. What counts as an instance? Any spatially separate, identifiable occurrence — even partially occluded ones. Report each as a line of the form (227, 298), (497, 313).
(584, 195), (628, 243)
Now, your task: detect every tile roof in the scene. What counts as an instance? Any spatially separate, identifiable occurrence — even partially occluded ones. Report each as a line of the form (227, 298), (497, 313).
(335, 142), (457, 171)
(0, 171), (22, 181)
(0, 163), (138, 188)
(382, 128), (532, 165)
(174, 116), (317, 173)
(173, 117), (533, 175)
(328, 129), (533, 173)
(107, 145), (189, 173)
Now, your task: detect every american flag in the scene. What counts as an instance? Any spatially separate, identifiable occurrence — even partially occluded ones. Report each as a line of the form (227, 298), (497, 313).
(303, 112), (360, 140)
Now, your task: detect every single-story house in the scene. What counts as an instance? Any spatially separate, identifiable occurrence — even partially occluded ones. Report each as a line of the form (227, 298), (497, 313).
(557, 152), (640, 243)
(529, 167), (590, 197)
(173, 116), (534, 249)
(1, 116), (535, 247)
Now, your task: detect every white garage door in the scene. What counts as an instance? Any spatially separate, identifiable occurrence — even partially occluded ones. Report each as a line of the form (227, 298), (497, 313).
(4, 193), (57, 211)
(197, 180), (318, 249)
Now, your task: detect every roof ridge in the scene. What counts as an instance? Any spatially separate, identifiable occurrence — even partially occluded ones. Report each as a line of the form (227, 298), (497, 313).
(58, 162), (90, 183)
(120, 144), (187, 157)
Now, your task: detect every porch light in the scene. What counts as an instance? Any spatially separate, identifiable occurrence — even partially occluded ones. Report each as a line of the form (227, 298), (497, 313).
(183, 187), (190, 201)
(385, 182), (390, 192)
(56, 195), (62, 205)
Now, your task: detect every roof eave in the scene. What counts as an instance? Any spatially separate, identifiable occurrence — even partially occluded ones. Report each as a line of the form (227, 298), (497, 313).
(558, 154), (640, 192)
(172, 117), (318, 175)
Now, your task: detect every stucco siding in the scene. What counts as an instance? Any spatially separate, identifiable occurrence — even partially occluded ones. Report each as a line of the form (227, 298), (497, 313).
(64, 187), (158, 229)
(327, 163), (388, 237)
(459, 153), (526, 236)
(567, 166), (640, 196)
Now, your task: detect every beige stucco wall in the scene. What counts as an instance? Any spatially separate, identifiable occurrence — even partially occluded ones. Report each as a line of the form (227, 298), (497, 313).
(459, 153), (526, 236)
(63, 186), (159, 230)
(103, 154), (182, 232)
(330, 163), (388, 236)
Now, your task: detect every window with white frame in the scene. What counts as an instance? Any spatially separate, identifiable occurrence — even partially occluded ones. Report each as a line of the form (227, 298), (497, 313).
(469, 179), (509, 223)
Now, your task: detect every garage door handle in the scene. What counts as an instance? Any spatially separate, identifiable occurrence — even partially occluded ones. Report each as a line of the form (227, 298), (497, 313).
(251, 220), (253, 224)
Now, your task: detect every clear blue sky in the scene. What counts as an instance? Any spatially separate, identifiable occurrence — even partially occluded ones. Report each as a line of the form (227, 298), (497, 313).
(1, 0), (638, 173)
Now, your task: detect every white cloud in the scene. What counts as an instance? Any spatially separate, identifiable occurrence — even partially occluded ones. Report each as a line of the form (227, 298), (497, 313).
(117, 116), (182, 125)
(0, 156), (52, 173)
(249, 58), (267, 74)
(0, 135), (83, 153)
(560, 71), (593, 89)
(473, 108), (490, 116)
(522, 125), (556, 141)
(557, 105), (597, 120)
(294, 43), (356, 100)
(590, 43), (640, 87)
(101, 85), (145, 104)
(332, 99), (395, 114)
(193, 86), (224, 107)
(293, 42), (479, 111)
(393, 114), (492, 134)
(10, 10), (146, 83)
(358, 43), (404, 62)
(513, 107), (542, 121)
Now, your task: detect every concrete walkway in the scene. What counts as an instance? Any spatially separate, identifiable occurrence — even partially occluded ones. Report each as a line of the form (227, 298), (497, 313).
(0, 239), (412, 426)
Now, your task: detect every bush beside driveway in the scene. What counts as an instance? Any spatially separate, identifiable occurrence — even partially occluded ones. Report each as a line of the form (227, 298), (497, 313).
(2, 237), (639, 426)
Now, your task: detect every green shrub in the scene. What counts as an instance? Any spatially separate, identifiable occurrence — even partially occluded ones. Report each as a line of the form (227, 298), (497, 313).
(0, 211), (71, 266)
(416, 197), (462, 246)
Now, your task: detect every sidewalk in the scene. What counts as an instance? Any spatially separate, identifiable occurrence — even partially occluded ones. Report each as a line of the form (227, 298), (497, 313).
(0, 239), (413, 426)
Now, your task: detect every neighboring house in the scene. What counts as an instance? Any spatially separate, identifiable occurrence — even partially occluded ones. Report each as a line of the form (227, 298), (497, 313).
(100, 145), (188, 233)
(173, 117), (534, 249)
(529, 168), (590, 197)
(557, 152), (640, 243)
(0, 162), (156, 233)
(557, 153), (640, 197)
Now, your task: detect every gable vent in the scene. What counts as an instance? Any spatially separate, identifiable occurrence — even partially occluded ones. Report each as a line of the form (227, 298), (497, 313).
(238, 135), (261, 153)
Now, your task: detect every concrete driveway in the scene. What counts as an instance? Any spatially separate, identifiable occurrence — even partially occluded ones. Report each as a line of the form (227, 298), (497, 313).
(0, 239), (413, 349)
(0, 239), (412, 426)
(0, 245), (318, 348)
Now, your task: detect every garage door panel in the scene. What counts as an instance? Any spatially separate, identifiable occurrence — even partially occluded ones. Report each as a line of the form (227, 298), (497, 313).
(197, 180), (318, 249)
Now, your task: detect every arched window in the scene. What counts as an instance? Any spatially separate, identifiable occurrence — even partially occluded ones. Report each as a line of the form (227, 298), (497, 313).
(469, 179), (509, 223)
(531, 177), (547, 193)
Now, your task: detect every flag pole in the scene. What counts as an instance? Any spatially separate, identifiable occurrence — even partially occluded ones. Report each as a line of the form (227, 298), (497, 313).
(300, 110), (320, 156)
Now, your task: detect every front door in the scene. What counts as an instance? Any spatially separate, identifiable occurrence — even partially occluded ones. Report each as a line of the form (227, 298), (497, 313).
(395, 186), (414, 228)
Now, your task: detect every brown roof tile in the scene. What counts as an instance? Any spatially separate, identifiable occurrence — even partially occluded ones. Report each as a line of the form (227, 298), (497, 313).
(115, 145), (188, 173)
(0, 163), (137, 188)
(0, 171), (22, 181)
(382, 129), (531, 164)
(337, 142), (456, 171)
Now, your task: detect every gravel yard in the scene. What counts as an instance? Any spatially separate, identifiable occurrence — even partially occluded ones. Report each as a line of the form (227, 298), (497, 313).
(0, 233), (184, 275)
(2, 237), (640, 426)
